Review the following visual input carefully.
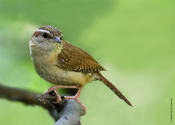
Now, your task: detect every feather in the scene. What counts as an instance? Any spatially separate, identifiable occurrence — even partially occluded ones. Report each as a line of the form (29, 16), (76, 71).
(57, 41), (105, 73)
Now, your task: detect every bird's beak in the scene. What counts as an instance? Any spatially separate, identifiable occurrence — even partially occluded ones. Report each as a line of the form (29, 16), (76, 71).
(55, 36), (61, 43)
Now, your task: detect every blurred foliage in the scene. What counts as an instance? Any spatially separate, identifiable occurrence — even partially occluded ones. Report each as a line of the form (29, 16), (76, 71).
(0, 0), (175, 125)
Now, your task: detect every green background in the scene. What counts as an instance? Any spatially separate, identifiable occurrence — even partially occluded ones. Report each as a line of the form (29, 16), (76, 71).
(0, 0), (174, 125)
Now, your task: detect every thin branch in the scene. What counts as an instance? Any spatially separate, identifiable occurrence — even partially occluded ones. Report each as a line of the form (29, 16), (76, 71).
(0, 83), (85, 125)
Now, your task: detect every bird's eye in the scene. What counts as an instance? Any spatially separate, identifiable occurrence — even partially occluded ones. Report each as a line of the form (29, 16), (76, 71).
(43, 33), (49, 38)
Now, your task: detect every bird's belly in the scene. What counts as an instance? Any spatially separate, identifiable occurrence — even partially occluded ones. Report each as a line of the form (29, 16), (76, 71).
(35, 65), (92, 87)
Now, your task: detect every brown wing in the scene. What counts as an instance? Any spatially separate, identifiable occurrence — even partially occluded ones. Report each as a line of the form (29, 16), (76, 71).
(57, 41), (105, 73)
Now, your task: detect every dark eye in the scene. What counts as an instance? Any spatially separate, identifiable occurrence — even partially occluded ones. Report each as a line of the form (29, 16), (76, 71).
(43, 33), (49, 38)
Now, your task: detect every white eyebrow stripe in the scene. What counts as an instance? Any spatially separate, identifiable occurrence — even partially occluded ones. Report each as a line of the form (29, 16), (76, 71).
(36, 29), (50, 34)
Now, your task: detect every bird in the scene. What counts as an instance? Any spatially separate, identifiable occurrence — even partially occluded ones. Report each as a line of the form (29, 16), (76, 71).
(29, 25), (132, 111)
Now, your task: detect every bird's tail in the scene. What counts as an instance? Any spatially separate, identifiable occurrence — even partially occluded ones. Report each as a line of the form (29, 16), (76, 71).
(96, 72), (133, 107)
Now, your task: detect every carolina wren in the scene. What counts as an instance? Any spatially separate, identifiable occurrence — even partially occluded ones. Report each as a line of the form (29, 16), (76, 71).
(29, 25), (132, 110)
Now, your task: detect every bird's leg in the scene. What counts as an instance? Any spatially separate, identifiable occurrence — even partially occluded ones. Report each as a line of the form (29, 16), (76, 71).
(64, 87), (86, 113)
(46, 86), (86, 112)
(45, 85), (79, 103)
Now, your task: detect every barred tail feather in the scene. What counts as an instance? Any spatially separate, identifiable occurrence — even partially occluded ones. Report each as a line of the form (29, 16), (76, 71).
(96, 72), (132, 107)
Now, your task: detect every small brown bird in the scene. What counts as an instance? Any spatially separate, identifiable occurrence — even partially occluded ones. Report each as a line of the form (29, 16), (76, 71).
(29, 25), (132, 111)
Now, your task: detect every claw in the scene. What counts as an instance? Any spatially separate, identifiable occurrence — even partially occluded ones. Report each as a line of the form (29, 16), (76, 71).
(45, 85), (86, 113)
(45, 88), (62, 103)
(64, 88), (86, 113)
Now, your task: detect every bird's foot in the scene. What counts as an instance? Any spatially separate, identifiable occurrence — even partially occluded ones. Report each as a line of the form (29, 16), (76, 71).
(64, 96), (86, 113)
(45, 87), (62, 103)
(64, 88), (86, 113)
(45, 86), (86, 112)
(45, 85), (79, 103)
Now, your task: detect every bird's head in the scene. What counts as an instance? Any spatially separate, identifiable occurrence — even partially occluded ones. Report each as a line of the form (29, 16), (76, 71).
(30, 25), (63, 54)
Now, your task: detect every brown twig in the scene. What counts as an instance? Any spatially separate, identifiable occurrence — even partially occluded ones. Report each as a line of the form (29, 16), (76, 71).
(0, 83), (85, 125)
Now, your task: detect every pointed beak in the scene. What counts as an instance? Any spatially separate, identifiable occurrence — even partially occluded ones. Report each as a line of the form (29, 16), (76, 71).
(55, 36), (61, 43)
